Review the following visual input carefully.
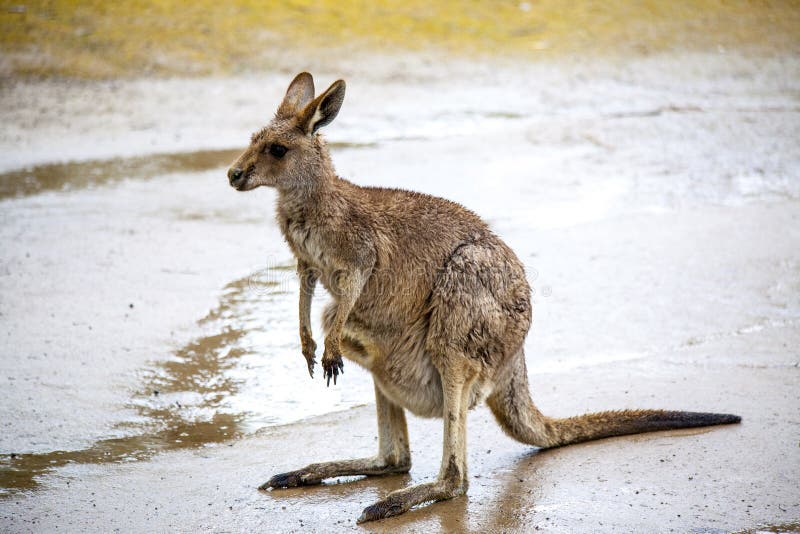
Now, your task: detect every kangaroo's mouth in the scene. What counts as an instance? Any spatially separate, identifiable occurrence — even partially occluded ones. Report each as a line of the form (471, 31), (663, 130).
(233, 177), (249, 191)
(229, 171), (251, 191)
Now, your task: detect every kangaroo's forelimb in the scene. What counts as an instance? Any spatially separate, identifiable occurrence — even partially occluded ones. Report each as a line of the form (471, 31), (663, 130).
(321, 268), (369, 385)
(297, 260), (318, 377)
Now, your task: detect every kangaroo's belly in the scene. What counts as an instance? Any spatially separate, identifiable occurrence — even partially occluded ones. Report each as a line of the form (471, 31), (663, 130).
(338, 325), (491, 418)
(373, 347), (444, 418)
(326, 302), (494, 418)
(370, 354), (494, 419)
(337, 319), (445, 417)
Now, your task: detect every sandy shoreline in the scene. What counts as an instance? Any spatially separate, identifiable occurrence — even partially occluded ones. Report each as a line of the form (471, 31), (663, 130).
(1, 47), (799, 531)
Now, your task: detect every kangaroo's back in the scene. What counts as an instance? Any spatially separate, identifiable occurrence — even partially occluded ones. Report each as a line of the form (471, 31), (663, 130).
(350, 182), (505, 322)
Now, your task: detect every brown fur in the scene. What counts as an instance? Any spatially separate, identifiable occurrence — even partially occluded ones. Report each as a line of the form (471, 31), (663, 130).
(229, 73), (741, 523)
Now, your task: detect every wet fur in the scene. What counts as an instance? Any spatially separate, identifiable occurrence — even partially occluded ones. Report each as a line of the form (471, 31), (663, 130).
(229, 72), (741, 523)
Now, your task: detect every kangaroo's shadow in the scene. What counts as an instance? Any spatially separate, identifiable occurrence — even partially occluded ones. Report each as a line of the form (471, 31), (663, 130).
(364, 448), (551, 532)
(476, 448), (552, 533)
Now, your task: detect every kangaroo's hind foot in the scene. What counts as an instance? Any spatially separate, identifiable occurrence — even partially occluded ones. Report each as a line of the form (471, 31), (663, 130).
(261, 456), (410, 489)
(260, 381), (410, 489)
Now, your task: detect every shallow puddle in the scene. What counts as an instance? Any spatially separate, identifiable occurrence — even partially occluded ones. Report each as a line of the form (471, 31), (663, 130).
(0, 148), (241, 200)
(0, 264), (374, 495)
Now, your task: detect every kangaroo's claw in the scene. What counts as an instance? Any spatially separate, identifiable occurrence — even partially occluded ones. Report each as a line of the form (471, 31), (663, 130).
(322, 354), (344, 387)
(304, 354), (316, 378)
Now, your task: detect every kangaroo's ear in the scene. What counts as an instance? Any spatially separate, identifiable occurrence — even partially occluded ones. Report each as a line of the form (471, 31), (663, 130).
(278, 72), (315, 118)
(297, 79), (346, 135)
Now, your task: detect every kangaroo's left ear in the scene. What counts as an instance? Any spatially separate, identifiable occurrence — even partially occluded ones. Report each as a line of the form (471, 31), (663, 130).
(298, 79), (346, 135)
(278, 72), (315, 118)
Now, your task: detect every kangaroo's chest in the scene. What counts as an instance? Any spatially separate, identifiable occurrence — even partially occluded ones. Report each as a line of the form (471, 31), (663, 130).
(280, 215), (335, 277)
(286, 221), (320, 262)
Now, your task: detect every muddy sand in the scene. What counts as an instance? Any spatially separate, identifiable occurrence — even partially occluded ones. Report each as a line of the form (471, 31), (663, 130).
(1, 50), (799, 532)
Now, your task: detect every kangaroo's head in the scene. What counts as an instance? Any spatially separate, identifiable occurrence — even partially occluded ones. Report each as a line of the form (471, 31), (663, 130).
(228, 72), (346, 192)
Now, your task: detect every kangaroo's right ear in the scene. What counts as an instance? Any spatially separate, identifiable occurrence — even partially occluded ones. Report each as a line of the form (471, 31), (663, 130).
(277, 72), (315, 118)
(297, 79), (346, 135)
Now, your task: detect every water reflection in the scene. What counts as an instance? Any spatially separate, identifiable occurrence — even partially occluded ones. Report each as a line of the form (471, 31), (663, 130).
(0, 142), (377, 200)
(0, 149), (242, 199)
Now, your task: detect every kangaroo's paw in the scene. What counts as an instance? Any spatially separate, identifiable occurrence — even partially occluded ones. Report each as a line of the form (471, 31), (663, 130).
(303, 352), (316, 378)
(322, 353), (344, 386)
(300, 332), (317, 378)
(357, 480), (465, 523)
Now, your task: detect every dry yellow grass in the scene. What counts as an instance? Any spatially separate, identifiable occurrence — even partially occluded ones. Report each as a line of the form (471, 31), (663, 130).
(1, 0), (798, 78)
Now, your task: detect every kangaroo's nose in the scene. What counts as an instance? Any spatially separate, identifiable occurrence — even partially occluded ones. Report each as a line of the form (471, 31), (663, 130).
(228, 167), (243, 186)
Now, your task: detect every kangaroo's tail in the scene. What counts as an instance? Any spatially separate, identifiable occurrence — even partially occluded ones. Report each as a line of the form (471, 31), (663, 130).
(487, 353), (741, 449)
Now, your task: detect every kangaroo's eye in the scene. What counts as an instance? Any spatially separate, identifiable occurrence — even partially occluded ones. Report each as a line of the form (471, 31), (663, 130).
(268, 143), (288, 158)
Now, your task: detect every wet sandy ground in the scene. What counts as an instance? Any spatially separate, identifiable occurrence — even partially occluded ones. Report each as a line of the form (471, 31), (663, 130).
(1, 49), (799, 531)
(3, 360), (799, 532)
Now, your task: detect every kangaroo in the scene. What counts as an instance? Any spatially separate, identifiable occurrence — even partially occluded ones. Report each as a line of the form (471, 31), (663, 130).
(227, 72), (741, 523)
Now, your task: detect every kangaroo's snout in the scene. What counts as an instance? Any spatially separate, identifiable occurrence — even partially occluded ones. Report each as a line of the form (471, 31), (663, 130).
(228, 167), (244, 188)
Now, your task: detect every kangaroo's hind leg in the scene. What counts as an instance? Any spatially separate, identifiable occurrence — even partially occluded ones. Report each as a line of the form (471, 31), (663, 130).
(357, 355), (477, 522)
(261, 379), (410, 489)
